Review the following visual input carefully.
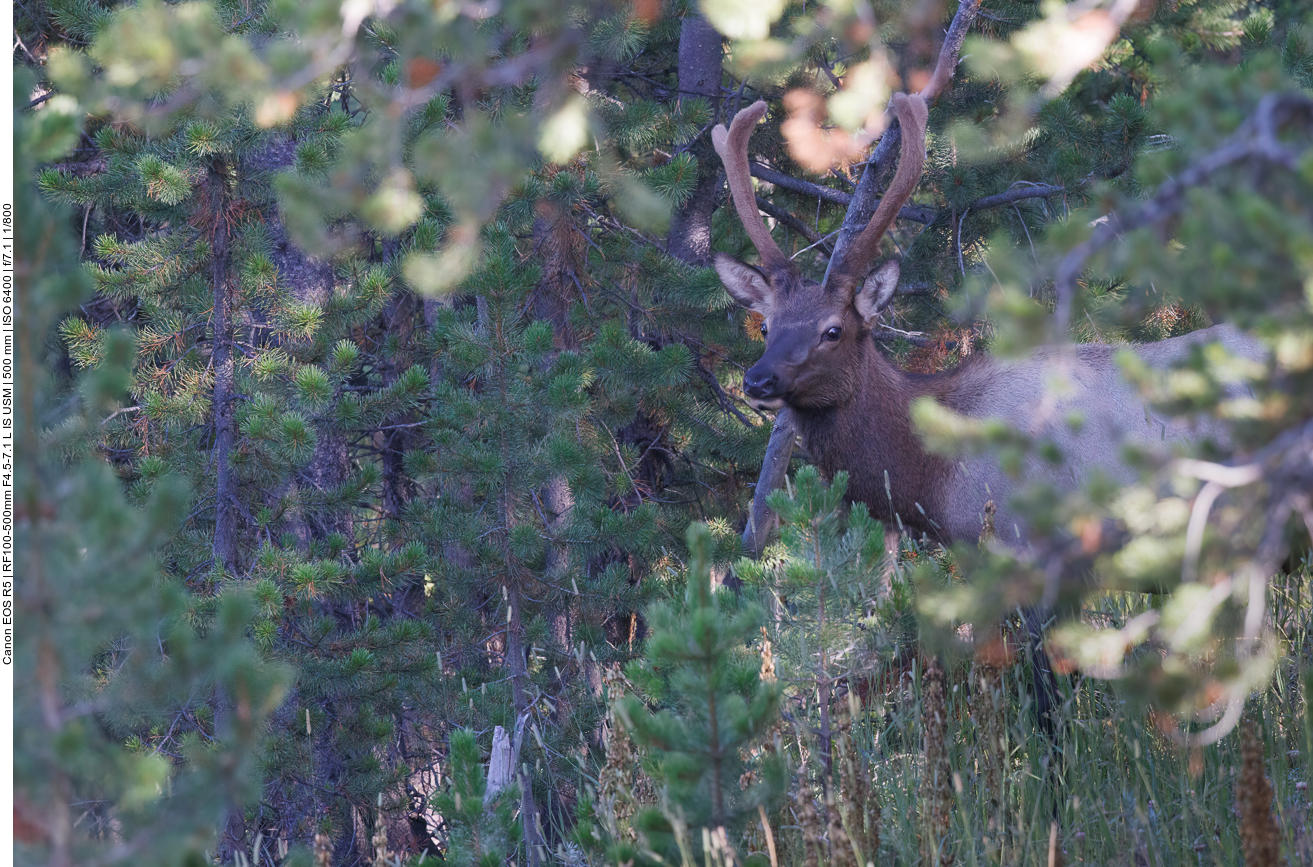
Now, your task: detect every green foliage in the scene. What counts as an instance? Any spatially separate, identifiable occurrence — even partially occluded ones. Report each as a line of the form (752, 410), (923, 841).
(938, 9), (1313, 730)
(13, 65), (289, 867)
(20, 0), (1313, 862)
(738, 465), (910, 689)
(618, 524), (785, 858)
(429, 730), (522, 867)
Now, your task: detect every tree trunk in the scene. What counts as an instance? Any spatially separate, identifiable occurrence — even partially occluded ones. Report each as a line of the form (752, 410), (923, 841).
(209, 158), (239, 575)
(741, 410), (796, 558)
(505, 579), (546, 867)
(381, 290), (422, 520)
(666, 12), (724, 267)
(206, 157), (251, 864)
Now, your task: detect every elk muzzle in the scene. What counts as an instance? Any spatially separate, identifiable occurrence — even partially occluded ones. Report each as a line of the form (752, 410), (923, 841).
(743, 363), (785, 409)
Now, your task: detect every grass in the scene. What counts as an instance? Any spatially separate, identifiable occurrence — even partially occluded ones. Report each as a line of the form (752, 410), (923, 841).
(422, 551), (1313, 867)
(804, 562), (1313, 866)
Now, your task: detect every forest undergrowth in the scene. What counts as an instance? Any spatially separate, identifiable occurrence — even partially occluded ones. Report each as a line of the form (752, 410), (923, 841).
(408, 485), (1313, 867)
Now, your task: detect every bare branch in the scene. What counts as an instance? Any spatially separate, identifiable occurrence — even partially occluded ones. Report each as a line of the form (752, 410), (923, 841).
(750, 160), (939, 223)
(969, 182), (1068, 210)
(754, 195), (828, 251)
(693, 361), (756, 428)
(918, 0), (984, 103)
(1158, 416), (1313, 743)
(750, 161), (851, 205)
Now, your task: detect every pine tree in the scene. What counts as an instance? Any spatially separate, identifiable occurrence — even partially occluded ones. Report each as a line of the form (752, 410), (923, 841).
(35, 0), (774, 859)
(427, 729), (522, 867)
(24, 0), (1313, 861)
(35, 5), (447, 858)
(617, 523), (785, 861)
(38, 73), (445, 863)
(735, 467), (897, 778)
(14, 64), (290, 867)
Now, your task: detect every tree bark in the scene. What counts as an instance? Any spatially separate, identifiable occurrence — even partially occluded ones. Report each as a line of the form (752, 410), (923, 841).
(505, 579), (546, 867)
(209, 158), (239, 575)
(666, 11), (724, 266)
(381, 291), (422, 520)
(741, 410), (796, 558)
(207, 157), (251, 863)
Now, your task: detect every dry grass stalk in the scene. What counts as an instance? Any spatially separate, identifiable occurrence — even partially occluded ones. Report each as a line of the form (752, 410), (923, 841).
(920, 657), (954, 867)
(738, 631), (788, 856)
(823, 718), (857, 867)
(971, 625), (1009, 859)
(973, 498), (1014, 860)
(794, 783), (826, 867)
(313, 832), (333, 867)
(703, 825), (740, 867)
(979, 500), (996, 546)
(1047, 820), (1065, 867)
(598, 666), (644, 841)
(757, 805), (780, 867)
(371, 815), (393, 866)
(834, 722), (881, 864)
(825, 788), (857, 867)
(741, 630), (784, 788)
(1236, 719), (1283, 867)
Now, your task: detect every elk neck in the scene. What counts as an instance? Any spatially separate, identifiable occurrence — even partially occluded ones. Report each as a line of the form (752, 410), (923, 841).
(789, 334), (957, 542)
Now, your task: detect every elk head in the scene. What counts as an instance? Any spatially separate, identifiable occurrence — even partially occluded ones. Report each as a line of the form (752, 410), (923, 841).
(713, 94), (929, 412)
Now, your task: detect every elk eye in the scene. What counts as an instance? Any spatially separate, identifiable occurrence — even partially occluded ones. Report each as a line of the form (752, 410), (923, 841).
(824, 326), (842, 341)
(760, 322), (769, 337)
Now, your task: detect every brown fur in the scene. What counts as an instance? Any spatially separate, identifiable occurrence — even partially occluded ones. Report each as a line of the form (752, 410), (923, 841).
(712, 87), (1264, 548)
(765, 314), (1263, 545)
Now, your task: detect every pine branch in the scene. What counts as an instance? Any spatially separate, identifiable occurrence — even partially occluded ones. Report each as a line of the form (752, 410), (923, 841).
(1054, 92), (1313, 334)
(751, 160), (938, 223)
(693, 360), (756, 428)
(753, 195), (829, 253)
(749, 161), (850, 206)
(968, 182), (1070, 210)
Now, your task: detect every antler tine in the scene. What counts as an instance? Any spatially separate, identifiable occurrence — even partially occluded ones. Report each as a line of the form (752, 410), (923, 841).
(713, 101), (792, 273)
(825, 0), (977, 289)
(831, 92), (929, 288)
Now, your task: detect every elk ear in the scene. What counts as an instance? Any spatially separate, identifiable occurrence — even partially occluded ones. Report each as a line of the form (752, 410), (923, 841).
(854, 259), (900, 324)
(714, 253), (776, 317)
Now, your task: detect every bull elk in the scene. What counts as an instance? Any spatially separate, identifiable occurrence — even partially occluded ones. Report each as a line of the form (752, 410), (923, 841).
(713, 94), (1263, 553)
(712, 79), (1267, 744)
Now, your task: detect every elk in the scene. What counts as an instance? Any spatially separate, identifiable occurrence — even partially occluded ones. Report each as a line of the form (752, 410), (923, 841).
(712, 86), (1268, 745)
(713, 94), (1263, 553)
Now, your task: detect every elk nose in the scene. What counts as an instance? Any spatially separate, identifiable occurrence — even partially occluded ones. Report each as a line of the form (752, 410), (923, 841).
(743, 367), (780, 399)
